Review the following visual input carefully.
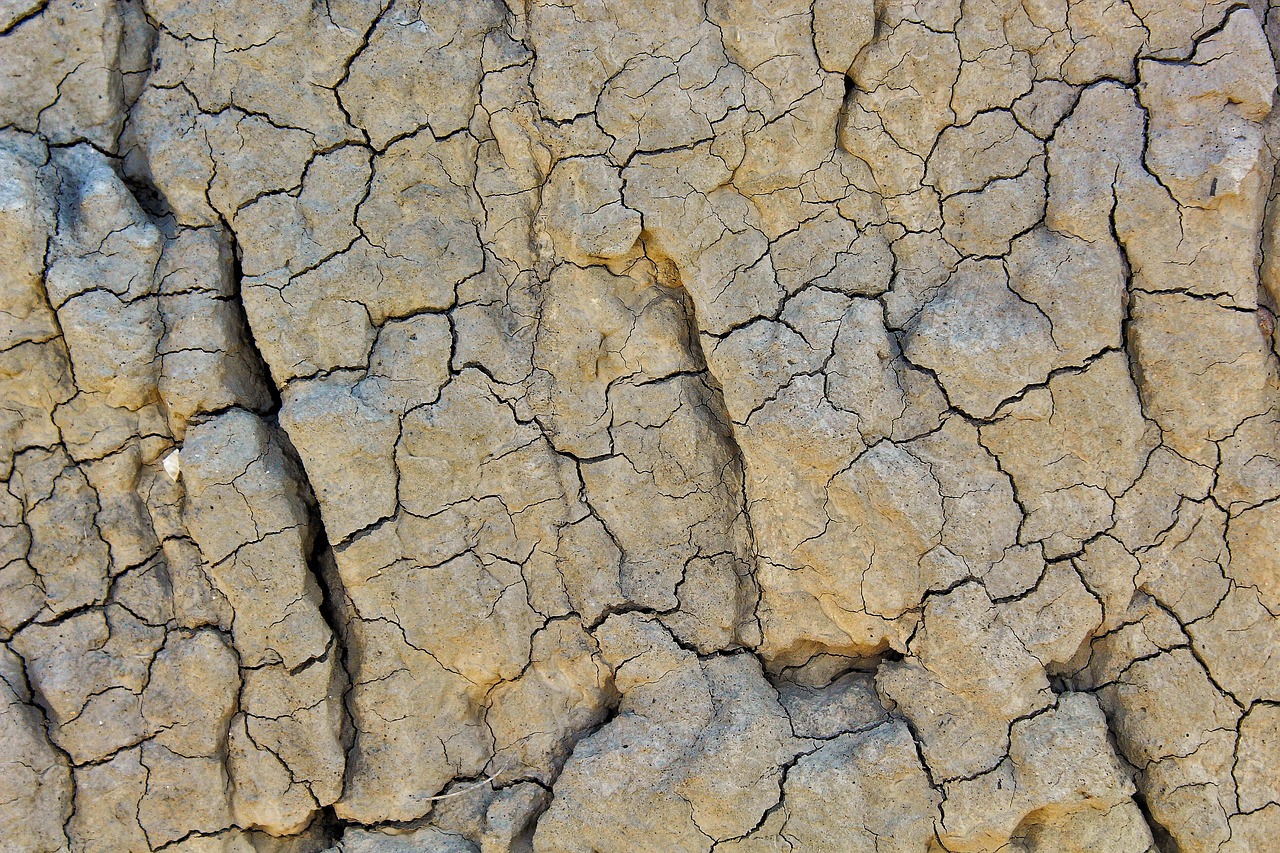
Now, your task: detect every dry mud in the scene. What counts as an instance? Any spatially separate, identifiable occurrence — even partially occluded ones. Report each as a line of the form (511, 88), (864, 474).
(2, 1), (1280, 851)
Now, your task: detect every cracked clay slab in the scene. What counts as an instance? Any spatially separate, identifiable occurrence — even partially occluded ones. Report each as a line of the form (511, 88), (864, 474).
(1, 0), (1279, 851)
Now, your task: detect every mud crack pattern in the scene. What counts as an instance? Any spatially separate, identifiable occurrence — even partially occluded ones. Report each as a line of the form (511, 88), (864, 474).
(2, 1), (1280, 851)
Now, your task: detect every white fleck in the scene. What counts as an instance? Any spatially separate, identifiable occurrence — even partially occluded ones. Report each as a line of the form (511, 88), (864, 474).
(163, 450), (182, 482)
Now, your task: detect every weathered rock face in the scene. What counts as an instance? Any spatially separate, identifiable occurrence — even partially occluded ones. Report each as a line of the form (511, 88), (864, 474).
(2, 1), (1279, 850)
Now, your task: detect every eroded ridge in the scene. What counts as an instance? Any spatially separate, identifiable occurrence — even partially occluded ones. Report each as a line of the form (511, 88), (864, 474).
(1, 0), (1279, 851)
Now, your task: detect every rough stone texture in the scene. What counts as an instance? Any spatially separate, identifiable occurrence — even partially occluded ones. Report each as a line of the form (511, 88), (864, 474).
(1, 1), (1279, 850)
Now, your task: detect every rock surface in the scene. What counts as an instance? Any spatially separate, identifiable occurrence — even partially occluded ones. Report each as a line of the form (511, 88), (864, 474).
(1, 0), (1279, 850)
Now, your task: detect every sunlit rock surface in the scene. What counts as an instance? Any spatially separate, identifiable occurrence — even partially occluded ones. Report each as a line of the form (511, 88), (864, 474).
(2, 1), (1280, 850)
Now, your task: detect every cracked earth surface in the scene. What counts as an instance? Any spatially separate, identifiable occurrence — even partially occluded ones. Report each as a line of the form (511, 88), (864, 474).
(2, 0), (1280, 850)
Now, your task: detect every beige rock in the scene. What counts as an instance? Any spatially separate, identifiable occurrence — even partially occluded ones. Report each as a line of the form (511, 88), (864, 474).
(280, 375), (400, 544)
(538, 158), (641, 265)
(1236, 703), (1280, 814)
(183, 409), (331, 675)
(142, 629), (238, 757)
(1139, 11), (1275, 211)
(1012, 81), (1080, 140)
(1061, 0), (1146, 84)
(826, 299), (915, 442)
(158, 289), (273, 437)
(1069, 595), (1188, 691)
(1046, 82), (1143, 243)
(334, 619), (489, 825)
(779, 441), (944, 625)
(12, 604), (163, 764)
(359, 313), (453, 413)
(1135, 499), (1232, 623)
(581, 375), (756, 650)
(531, 263), (701, 456)
(202, 111), (317, 227)
(733, 76), (845, 198)
(43, 144), (164, 410)
(0, 131), (59, 352)
(941, 154), (1045, 257)
(1006, 226), (1127, 361)
(597, 47), (732, 175)
(1215, 407), (1280, 513)
(10, 446), (111, 620)
(871, 431), (983, 606)
(235, 146), (371, 282)
(771, 210), (893, 298)
(770, 721), (941, 852)
(1111, 446), (1216, 551)
(533, 615), (799, 852)
(1072, 535), (1141, 633)
(884, 230), (961, 329)
(337, 827), (478, 853)
(1223, 807), (1280, 853)
(776, 669), (887, 739)
(940, 693), (1143, 851)
(1116, 12), (1277, 312)
(0, 643), (71, 853)
(813, 0), (875, 74)
(234, 655), (346, 831)
(1101, 648), (1239, 766)
(143, 0), (372, 150)
(6, 1), (1280, 848)
(981, 353), (1160, 557)
(1128, 292), (1278, 466)
(1000, 561), (1102, 667)
(484, 620), (615, 785)
(903, 258), (1056, 417)
(0, 337), (74, 481)
(481, 781), (549, 853)
(242, 132), (481, 383)
(847, 21), (959, 161)
(0, 0), (133, 149)
(1097, 645), (1242, 853)
(928, 110), (1042, 198)
(626, 154), (774, 327)
(120, 86), (219, 227)
(340, 0), (504, 149)
(1011, 803), (1158, 853)
(753, 414), (1004, 666)
(139, 740), (235, 846)
(1141, 729), (1239, 853)
(878, 583), (1053, 781)
(68, 747), (150, 853)
(1226, 499), (1280, 610)
(1188, 586), (1280, 706)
